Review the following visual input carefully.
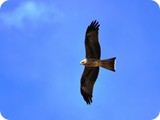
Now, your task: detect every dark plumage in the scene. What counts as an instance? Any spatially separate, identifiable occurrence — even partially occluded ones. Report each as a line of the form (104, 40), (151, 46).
(80, 20), (116, 105)
(85, 20), (101, 59)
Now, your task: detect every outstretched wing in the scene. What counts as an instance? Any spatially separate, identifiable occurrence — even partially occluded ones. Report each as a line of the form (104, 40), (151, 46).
(80, 67), (99, 104)
(85, 20), (101, 59)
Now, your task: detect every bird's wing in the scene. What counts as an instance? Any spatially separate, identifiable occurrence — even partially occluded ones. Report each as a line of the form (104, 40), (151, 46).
(80, 67), (99, 104)
(85, 20), (101, 59)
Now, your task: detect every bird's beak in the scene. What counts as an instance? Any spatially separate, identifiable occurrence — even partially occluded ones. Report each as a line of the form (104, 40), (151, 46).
(80, 60), (84, 65)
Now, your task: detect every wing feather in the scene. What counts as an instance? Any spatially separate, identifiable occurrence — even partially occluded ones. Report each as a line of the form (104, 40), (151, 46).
(80, 67), (99, 104)
(85, 20), (101, 59)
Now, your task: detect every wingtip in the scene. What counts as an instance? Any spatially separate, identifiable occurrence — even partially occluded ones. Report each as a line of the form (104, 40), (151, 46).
(89, 20), (100, 29)
(91, 20), (100, 28)
(81, 87), (93, 105)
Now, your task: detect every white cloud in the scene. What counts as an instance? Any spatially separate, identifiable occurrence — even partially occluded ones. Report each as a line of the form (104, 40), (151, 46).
(0, 1), (64, 28)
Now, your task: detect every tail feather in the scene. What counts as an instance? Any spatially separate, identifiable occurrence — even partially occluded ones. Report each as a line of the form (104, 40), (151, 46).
(100, 57), (116, 72)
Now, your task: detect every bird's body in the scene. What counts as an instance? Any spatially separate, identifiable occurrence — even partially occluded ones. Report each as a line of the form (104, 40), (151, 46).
(80, 20), (116, 104)
(80, 58), (100, 67)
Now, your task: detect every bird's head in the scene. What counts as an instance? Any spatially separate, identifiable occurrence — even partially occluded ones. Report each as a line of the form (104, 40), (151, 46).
(80, 58), (87, 65)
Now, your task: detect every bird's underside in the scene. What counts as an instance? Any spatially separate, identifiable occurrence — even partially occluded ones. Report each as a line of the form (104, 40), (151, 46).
(80, 58), (116, 70)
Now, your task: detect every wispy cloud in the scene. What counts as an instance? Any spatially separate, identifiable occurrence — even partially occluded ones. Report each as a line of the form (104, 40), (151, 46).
(0, 1), (64, 28)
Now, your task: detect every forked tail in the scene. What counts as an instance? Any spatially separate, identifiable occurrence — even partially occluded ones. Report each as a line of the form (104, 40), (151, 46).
(101, 57), (116, 72)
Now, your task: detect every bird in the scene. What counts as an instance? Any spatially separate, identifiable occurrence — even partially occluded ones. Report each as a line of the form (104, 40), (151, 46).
(80, 20), (116, 105)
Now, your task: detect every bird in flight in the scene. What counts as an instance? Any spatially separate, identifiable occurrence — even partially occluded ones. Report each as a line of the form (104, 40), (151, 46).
(80, 20), (116, 105)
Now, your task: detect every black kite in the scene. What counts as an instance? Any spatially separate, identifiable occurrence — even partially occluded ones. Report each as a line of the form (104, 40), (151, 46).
(80, 20), (116, 104)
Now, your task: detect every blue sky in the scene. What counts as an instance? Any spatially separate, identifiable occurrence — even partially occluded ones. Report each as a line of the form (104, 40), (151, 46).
(0, 0), (160, 120)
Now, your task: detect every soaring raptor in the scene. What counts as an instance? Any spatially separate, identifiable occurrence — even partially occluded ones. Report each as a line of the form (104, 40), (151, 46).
(80, 20), (116, 104)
